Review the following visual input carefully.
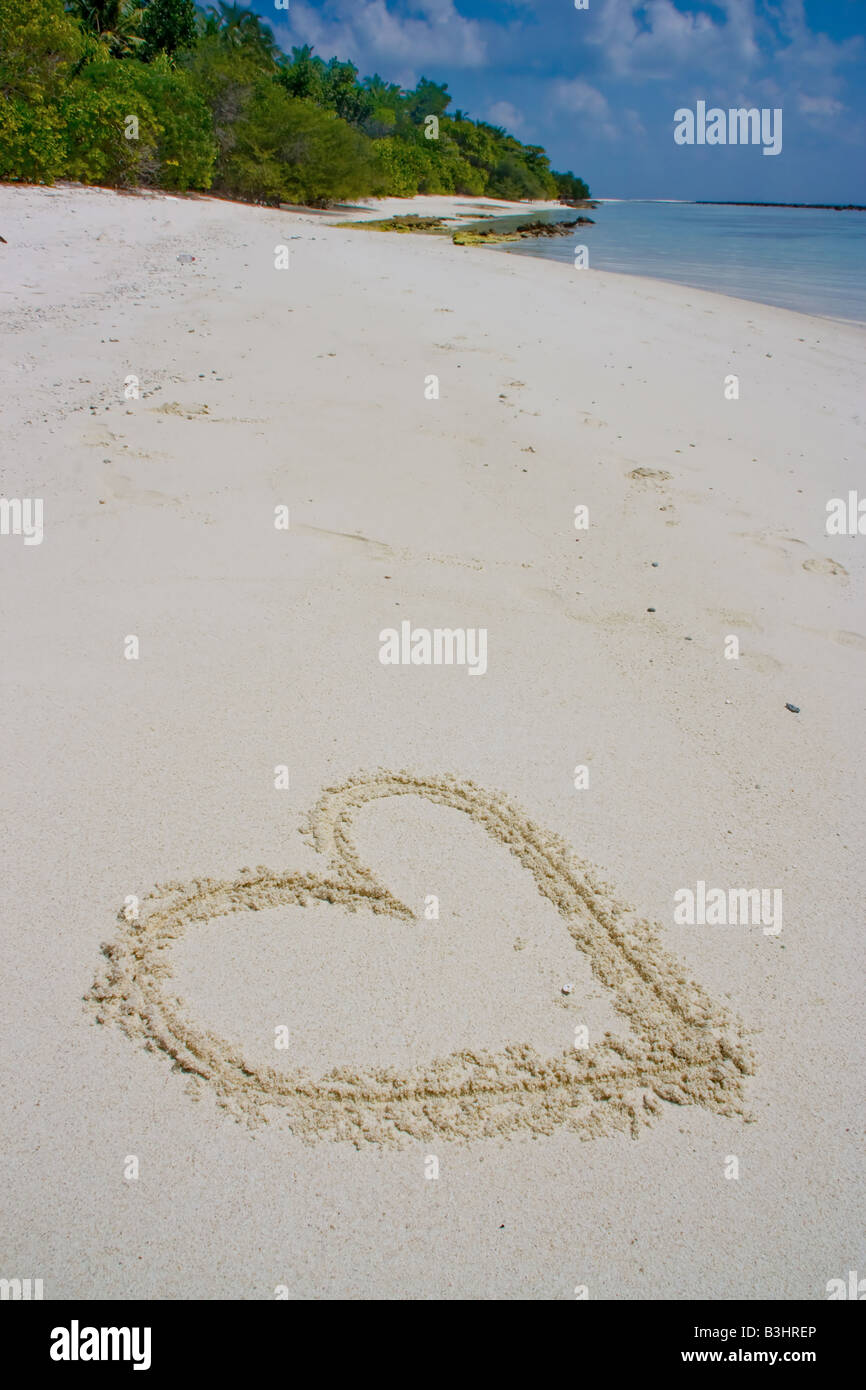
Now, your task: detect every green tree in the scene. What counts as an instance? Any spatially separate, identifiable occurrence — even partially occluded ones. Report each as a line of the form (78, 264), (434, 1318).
(0, 0), (88, 181)
(64, 0), (144, 57)
(277, 45), (325, 103)
(372, 137), (426, 197)
(218, 81), (378, 205)
(181, 27), (272, 161)
(321, 57), (372, 126)
(403, 76), (450, 124)
(61, 66), (160, 184)
(140, 0), (196, 59)
(203, 1), (277, 60)
(444, 117), (559, 201)
(62, 59), (216, 188)
(1, 0), (87, 102)
(363, 74), (402, 109)
(554, 169), (590, 201)
(358, 75), (401, 136)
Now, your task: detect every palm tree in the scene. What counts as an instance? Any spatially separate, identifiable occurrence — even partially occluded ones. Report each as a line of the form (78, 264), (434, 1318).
(204, 2), (277, 58)
(278, 44), (324, 102)
(65, 0), (145, 57)
(363, 74), (402, 106)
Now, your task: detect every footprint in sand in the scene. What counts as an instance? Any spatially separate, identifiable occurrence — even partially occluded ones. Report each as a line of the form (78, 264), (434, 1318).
(628, 467), (672, 484)
(829, 630), (866, 651)
(89, 772), (754, 1147)
(153, 401), (210, 419)
(742, 535), (847, 580)
(626, 468), (678, 523)
(803, 556), (848, 578)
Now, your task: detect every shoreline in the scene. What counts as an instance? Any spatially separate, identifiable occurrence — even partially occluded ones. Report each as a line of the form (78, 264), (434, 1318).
(494, 244), (866, 329)
(320, 191), (866, 323)
(7, 182), (862, 324)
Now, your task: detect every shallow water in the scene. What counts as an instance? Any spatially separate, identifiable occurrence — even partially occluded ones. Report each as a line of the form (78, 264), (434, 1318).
(483, 200), (866, 323)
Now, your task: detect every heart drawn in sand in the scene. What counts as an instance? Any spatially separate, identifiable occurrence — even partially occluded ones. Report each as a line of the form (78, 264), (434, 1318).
(89, 772), (754, 1146)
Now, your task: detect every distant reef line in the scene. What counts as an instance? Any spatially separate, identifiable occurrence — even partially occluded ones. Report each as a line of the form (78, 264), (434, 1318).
(694, 201), (865, 212)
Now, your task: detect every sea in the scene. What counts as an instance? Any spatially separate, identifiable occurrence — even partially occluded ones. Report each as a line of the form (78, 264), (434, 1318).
(479, 200), (866, 323)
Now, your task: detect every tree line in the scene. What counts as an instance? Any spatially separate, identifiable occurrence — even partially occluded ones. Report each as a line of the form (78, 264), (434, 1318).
(0, 0), (591, 206)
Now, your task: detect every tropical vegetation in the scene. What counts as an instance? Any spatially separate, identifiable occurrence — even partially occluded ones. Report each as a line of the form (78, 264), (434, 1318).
(0, 0), (591, 206)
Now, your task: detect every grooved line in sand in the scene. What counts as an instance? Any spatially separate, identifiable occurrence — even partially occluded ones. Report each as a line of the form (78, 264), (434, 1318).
(89, 772), (755, 1146)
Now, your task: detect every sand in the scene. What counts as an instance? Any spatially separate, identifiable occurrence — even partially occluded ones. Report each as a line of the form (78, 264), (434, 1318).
(1, 183), (863, 1299)
(89, 770), (754, 1145)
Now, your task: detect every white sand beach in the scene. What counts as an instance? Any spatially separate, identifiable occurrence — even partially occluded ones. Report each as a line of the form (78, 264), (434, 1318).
(1, 182), (863, 1299)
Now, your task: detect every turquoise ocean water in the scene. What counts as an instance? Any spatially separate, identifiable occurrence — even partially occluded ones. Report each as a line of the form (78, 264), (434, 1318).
(484, 200), (866, 323)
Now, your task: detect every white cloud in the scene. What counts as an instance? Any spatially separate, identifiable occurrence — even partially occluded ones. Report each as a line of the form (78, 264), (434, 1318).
(587, 0), (759, 80)
(551, 79), (619, 141)
(486, 100), (525, 134)
(276, 0), (487, 71)
(798, 93), (845, 119)
(552, 79), (610, 121)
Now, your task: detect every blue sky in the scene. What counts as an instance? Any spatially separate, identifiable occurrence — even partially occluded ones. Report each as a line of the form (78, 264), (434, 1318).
(250, 1), (865, 200)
